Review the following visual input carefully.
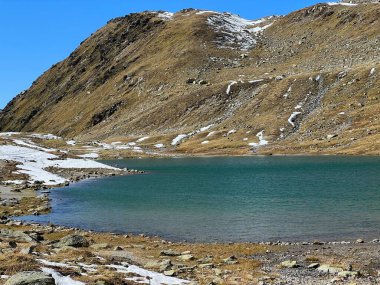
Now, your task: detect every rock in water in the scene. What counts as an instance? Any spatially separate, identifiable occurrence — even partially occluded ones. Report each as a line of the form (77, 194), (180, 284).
(5, 271), (55, 285)
(57, 234), (89, 248)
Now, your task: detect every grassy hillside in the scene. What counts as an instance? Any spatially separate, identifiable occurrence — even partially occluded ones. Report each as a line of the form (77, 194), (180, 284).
(1, 3), (379, 155)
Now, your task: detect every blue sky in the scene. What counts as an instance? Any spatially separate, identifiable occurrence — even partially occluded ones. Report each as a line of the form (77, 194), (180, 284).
(0, 0), (322, 108)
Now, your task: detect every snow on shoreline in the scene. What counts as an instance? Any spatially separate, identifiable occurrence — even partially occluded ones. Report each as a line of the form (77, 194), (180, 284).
(37, 259), (189, 285)
(0, 143), (118, 186)
(42, 268), (85, 285)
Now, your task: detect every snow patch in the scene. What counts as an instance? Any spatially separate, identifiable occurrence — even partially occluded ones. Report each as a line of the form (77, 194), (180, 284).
(288, 112), (302, 127)
(136, 136), (150, 143)
(13, 139), (55, 152)
(107, 264), (189, 285)
(283, 86), (292, 99)
(38, 259), (76, 269)
(226, 81), (238, 95)
(0, 145), (117, 185)
(171, 125), (215, 146)
(201, 141), (209, 144)
(249, 79), (264, 84)
(294, 103), (303, 110)
(248, 130), (269, 147)
(200, 124), (214, 132)
(327, 2), (358, 6)
(227, 129), (236, 135)
(171, 134), (188, 146)
(206, 131), (216, 137)
(196, 10), (218, 15)
(41, 268), (85, 285)
(207, 13), (274, 50)
(66, 140), (76, 146)
(370, 67), (376, 76)
(29, 133), (61, 140)
(157, 12), (174, 20)
(154, 144), (165, 148)
(3, 180), (25, 185)
(0, 132), (20, 137)
(78, 153), (99, 159)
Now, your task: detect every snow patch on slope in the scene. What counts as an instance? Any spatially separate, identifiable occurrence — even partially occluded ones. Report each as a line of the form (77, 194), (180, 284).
(288, 112), (302, 127)
(327, 2), (358, 6)
(157, 12), (174, 20)
(207, 13), (275, 50)
(171, 125), (215, 146)
(249, 130), (269, 147)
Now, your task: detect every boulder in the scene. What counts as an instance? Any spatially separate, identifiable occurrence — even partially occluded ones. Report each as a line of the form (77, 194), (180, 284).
(281, 260), (298, 268)
(0, 229), (34, 242)
(57, 234), (89, 248)
(307, 263), (320, 269)
(317, 264), (343, 274)
(223, 256), (238, 265)
(5, 271), (55, 285)
(178, 254), (195, 262)
(337, 270), (360, 278)
(145, 259), (172, 271)
(160, 249), (181, 256)
(20, 245), (36, 255)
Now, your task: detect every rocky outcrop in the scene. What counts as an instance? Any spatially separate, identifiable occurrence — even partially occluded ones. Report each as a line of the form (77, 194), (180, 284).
(5, 271), (55, 285)
(56, 234), (89, 248)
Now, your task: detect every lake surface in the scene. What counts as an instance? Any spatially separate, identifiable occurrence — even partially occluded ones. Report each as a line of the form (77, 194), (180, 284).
(21, 156), (380, 242)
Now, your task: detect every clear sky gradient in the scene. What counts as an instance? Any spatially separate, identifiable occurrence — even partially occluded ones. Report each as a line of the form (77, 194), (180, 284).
(0, 0), (323, 108)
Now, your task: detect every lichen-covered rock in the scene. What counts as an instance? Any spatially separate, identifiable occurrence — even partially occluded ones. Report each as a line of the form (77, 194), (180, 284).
(57, 234), (89, 248)
(5, 271), (55, 285)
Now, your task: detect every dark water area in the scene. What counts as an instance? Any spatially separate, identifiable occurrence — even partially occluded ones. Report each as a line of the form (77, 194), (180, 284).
(21, 156), (380, 243)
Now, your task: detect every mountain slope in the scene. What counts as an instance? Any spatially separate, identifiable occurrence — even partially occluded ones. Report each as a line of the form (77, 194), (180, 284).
(1, 3), (379, 155)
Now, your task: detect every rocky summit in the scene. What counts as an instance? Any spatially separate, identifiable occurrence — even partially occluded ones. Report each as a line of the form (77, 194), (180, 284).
(1, 2), (379, 155)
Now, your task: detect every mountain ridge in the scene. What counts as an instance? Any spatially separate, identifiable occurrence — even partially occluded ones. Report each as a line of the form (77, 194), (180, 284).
(1, 3), (379, 155)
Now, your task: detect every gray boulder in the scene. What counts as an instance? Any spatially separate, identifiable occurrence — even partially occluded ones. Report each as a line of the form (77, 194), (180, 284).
(5, 271), (55, 285)
(57, 234), (89, 248)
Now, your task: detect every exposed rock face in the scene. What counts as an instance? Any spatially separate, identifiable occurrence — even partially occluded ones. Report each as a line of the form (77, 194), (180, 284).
(5, 271), (55, 285)
(0, 5), (379, 155)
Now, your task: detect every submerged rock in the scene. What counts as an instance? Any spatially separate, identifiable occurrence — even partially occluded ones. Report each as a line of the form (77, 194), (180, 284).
(5, 271), (55, 285)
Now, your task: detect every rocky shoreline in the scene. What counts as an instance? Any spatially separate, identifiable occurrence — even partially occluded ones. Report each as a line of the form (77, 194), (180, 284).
(1, 214), (380, 285)
(1, 134), (380, 284)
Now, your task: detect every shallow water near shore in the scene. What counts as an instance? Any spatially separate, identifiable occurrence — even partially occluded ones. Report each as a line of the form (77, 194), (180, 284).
(20, 156), (380, 242)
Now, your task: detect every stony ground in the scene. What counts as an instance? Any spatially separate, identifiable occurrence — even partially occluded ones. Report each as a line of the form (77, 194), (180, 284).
(0, 134), (379, 284)
(0, 214), (380, 284)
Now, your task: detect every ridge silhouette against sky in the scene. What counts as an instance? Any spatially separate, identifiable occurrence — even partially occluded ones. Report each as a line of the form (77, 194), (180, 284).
(0, 0), (322, 108)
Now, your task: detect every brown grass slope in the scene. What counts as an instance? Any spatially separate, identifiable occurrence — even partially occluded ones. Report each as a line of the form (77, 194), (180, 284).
(0, 4), (379, 155)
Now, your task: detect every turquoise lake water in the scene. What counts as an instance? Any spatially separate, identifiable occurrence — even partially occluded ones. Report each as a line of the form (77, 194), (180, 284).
(21, 156), (380, 242)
